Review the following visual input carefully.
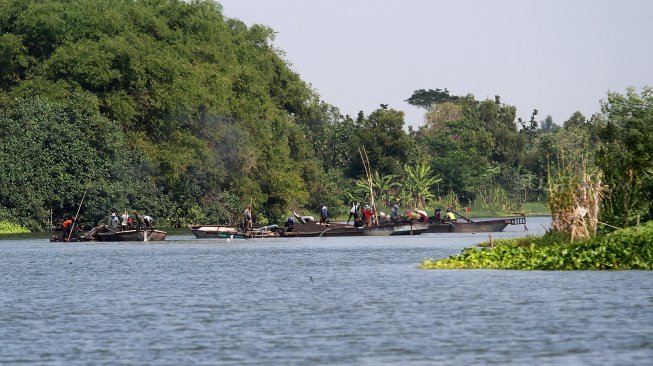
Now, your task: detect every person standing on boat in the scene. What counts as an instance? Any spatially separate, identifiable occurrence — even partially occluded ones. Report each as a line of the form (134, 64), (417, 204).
(347, 202), (359, 224)
(62, 217), (74, 241)
(243, 205), (253, 232)
(143, 215), (154, 228)
(362, 205), (373, 227)
(121, 210), (129, 231)
(109, 213), (119, 229)
(319, 204), (329, 225)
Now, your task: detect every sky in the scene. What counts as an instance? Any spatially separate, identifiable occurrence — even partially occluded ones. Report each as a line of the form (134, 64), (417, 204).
(218, 0), (653, 128)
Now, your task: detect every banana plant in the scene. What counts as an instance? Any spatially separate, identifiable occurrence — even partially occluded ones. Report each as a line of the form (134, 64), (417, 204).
(402, 164), (442, 209)
(373, 171), (400, 206)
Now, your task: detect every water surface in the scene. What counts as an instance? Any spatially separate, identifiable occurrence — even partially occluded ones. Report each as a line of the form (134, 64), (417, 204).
(1, 217), (652, 365)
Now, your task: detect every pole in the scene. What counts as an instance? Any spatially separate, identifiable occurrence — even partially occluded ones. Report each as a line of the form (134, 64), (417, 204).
(359, 147), (378, 226)
(452, 210), (473, 223)
(67, 189), (87, 242)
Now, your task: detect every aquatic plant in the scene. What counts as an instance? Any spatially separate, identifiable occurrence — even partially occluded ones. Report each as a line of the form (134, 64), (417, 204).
(420, 221), (653, 270)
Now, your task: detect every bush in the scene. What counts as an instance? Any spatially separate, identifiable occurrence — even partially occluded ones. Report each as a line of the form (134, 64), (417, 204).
(0, 221), (29, 234)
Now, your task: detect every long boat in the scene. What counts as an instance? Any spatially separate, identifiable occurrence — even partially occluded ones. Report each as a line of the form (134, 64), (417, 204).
(278, 221), (364, 237)
(277, 220), (429, 237)
(425, 216), (527, 233)
(363, 221), (430, 236)
(188, 224), (243, 238)
(50, 225), (167, 242)
(188, 224), (278, 239)
(95, 228), (167, 241)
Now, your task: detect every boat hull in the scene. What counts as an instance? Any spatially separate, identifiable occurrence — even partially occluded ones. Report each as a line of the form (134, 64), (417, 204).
(280, 226), (365, 237)
(188, 225), (244, 239)
(425, 218), (524, 233)
(363, 222), (429, 236)
(188, 224), (277, 239)
(96, 229), (167, 241)
(452, 221), (509, 233)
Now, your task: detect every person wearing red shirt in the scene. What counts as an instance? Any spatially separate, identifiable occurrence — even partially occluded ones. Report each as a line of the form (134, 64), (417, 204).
(62, 218), (74, 241)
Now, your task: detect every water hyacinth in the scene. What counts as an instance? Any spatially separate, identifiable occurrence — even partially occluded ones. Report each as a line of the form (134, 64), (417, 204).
(420, 220), (653, 270)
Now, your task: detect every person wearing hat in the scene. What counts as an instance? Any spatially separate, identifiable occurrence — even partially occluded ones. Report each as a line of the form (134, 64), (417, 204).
(109, 212), (119, 229)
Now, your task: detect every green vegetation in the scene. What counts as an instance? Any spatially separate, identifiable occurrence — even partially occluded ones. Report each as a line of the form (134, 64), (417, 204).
(0, 220), (29, 234)
(420, 221), (653, 270)
(0, 0), (651, 233)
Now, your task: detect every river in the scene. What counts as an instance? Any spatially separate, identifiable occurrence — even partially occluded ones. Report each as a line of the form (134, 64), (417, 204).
(1, 216), (652, 365)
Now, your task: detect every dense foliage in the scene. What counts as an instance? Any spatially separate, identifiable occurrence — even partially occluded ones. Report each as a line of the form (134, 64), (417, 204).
(595, 87), (653, 228)
(420, 221), (653, 270)
(0, 220), (29, 234)
(0, 0), (651, 232)
(0, 0), (327, 229)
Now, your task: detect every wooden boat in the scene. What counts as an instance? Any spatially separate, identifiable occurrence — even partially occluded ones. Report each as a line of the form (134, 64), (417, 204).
(278, 218), (429, 237)
(95, 228), (167, 241)
(189, 225), (243, 238)
(363, 221), (430, 236)
(49, 234), (89, 242)
(278, 221), (364, 237)
(425, 216), (527, 233)
(50, 225), (167, 242)
(188, 224), (278, 239)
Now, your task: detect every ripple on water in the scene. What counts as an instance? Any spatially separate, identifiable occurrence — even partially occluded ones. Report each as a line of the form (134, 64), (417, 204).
(1, 219), (652, 365)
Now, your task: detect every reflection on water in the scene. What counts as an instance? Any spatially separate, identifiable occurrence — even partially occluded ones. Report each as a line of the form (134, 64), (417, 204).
(1, 216), (652, 365)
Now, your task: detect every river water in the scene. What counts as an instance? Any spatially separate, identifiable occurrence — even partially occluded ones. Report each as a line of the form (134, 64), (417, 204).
(1, 216), (652, 365)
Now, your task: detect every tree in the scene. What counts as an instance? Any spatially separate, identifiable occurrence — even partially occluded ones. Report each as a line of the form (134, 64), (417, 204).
(0, 0), (323, 225)
(401, 164), (442, 209)
(349, 107), (414, 177)
(540, 115), (559, 132)
(597, 87), (653, 227)
(563, 111), (587, 129)
(405, 88), (459, 111)
(0, 94), (148, 230)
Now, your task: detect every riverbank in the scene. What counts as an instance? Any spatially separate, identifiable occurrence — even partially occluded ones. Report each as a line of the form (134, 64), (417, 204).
(421, 220), (653, 270)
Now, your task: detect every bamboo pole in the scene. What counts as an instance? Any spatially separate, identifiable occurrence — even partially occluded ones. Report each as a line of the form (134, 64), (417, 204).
(67, 189), (87, 242)
(358, 147), (378, 225)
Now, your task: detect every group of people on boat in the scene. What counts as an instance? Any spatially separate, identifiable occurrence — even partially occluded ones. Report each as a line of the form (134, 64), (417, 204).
(432, 208), (457, 223)
(239, 201), (462, 234)
(108, 210), (155, 231)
